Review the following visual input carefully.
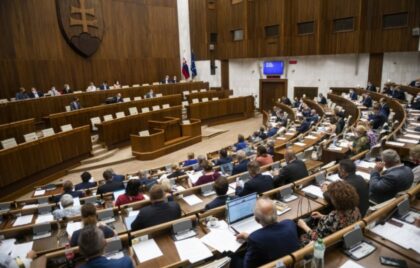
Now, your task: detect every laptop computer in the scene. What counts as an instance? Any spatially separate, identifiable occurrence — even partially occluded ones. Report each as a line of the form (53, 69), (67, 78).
(227, 193), (261, 234)
(172, 219), (197, 241)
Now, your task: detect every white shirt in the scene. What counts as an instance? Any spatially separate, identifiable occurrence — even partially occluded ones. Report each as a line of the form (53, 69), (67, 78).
(48, 89), (61, 96)
(86, 86), (97, 92)
(32, 92), (39, 98)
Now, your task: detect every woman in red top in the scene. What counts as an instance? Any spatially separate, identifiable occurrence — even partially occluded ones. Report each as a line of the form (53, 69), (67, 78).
(115, 179), (144, 206)
(191, 161), (220, 187)
(256, 145), (273, 167)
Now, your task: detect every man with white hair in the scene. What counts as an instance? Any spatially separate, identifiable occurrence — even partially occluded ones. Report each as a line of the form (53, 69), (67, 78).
(233, 198), (300, 268)
(52, 194), (81, 220)
(369, 149), (413, 203)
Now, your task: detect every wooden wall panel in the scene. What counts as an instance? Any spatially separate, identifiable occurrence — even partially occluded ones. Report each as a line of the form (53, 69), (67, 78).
(189, 0), (209, 60)
(0, 0), (180, 99)
(368, 53), (384, 87)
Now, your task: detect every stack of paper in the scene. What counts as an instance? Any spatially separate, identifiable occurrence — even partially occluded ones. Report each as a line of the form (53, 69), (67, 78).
(306, 135), (317, 140)
(33, 189), (46, 196)
(187, 172), (202, 184)
(201, 229), (243, 253)
(13, 215), (33, 227)
(175, 237), (213, 264)
(285, 132), (295, 136)
(276, 137), (287, 140)
(0, 238), (16, 255)
(66, 221), (82, 237)
(183, 195), (203, 206)
(340, 260), (364, 268)
(22, 204), (38, 210)
(132, 239), (163, 263)
(327, 173), (341, 182)
(356, 171), (371, 181)
(35, 214), (54, 224)
(11, 241), (33, 258)
(301, 185), (324, 199)
(397, 138), (418, 144)
(295, 142), (306, 147)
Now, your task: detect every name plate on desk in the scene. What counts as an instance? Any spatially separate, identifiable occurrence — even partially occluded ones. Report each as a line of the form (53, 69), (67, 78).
(385, 141), (405, 147)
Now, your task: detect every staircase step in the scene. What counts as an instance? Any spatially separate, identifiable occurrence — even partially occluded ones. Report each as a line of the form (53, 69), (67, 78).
(92, 144), (104, 150)
(91, 147), (108, 156)
(80, 148), (119, 165)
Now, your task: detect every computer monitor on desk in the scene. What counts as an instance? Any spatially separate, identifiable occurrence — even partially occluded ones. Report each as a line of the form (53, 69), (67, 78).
(227, 193), (261, 234)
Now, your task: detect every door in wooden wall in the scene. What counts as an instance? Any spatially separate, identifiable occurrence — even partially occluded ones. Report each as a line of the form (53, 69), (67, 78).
(259, 79), (288, 111)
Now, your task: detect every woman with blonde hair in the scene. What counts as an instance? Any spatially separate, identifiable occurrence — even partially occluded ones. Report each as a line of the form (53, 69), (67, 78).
(349, 125), (370, 154)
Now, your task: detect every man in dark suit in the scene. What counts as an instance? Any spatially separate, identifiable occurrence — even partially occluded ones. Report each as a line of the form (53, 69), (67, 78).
(28, 87), (43, 99)
(145, 89), (155, 99)
(379, 98), (390, 117)
(266, 124), (279, 137)
(324, 159), (369, 216)
(368, 105), (387, 130)
(232, 198), (300, 268)
(366, 81), (376, 92)
(99, 81), (110, 90)
(16, 87), (29, 100)
(308, 109), (319, 123)
(235, 161), (274, 197)
(75, 171), (97, 191)
(232, 150), (250, 175)
(281, 96), (292, 106)
(362, 93), (372, 108)
(349, 89), (358, 101)
(273, 149), (308, 187)
(297, 118), (311, 133)
(162, 75), (171, 84)
(97, 170), (125, 195)
(318, 93), (327, 105)
(392, 87), (405, 101)
(370, 149), (414, 204)
(131, 185), (181, 231)
(54, 180), (85, 203)
(103, 168), (125, 182)
(62, 84), (73, 94)
(205, 176), (234, 210)
(70, 97), (82, 111)
(112, 93), (124, 103)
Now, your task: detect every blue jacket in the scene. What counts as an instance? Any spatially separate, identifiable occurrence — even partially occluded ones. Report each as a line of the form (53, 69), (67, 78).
(235, 141), (248, 151)
(319, 97), (327, 105)
(112, 174), (125, 183)
(79, 256), (133, 268)
(380, 104), (390, 117)
(243, 220), (300, 268)
(232, 159), (250, 175)
(362, 96), (372, 108)
(214, 157), (233, 166)
(183, 159), (198, 167)
(297, 120), (311, 133)
(236, 174), (274, 197)
(267, 127), (279, 137)
(368, 113), (387, 130)
(75, 181), (97, 191)
(350, 92), (358, 100)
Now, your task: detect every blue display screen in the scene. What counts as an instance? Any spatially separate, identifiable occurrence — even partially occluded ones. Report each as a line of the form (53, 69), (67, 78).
(263, 61), (284, 75)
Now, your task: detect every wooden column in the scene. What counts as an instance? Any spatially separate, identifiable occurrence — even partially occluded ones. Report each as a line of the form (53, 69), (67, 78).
(221, 60), (229, 90)
(368, 53), (383, 87)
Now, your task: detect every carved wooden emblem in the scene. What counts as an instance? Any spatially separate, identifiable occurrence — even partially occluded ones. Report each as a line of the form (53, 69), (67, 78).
(56, 0), (104, 57)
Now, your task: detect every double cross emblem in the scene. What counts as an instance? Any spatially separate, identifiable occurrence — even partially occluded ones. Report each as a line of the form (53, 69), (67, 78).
(70, 0), (98, 33)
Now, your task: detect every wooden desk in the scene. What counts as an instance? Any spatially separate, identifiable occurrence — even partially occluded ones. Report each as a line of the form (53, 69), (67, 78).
(186, 90), (229, 103)
(177, 193), (220, 216)
(275, 132), (326, 158)
(0, 118), (36, 144)
(321, 146), (349, 164)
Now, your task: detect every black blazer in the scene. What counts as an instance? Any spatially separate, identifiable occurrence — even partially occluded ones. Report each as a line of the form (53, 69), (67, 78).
(97, 181), (125, 195)
(205, 195), (231, 211)
(75, 181), (97, 191)
(131, 201), (181, 231)
(232, 159), (249, 175)
(236, 174), (274, 197)
(273, 159), (308, 187)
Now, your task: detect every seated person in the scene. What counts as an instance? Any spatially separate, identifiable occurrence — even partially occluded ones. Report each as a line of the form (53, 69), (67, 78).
(78, 226), (134, 268)
(99, 81), (109, 90)
(255, 145), (273, 167)
(160, 178), (175, 201)
(162, 75), (170, 84)
(308, 109), (319, 123)
(293, 97), (302, 108)
(361, 93), (372, 108)
(131, 185), (181, 230)
(52, 194), (81, 220)
(349, 89), (358, 100)
(258, 127), (267, 140)
(115, 179), (145, 206)
(368, 104), (387, 130)
(348, 125), (370, 154)
(28, 87), (43, 98)
(297, 181), (361, 245)
(70, 97), (82, 111)
(335, 114), (346, 135)
(97, 170), (125, 195)
(318, 93), (327, 105)
(62, 84), (73, 94)
(369, 149), (414, 204)
(232, 198), (300, 268)
(205, 176), (234, 210)
(54, 180), (85, 203)
(145, 89), (155, 98)
(266, 140), (275, 156)
(234, 134), (248, 150)
(379, 98), (390, 117)
(281, 96), (292, 106)
(167, 164), (186, 178)
(75, 171), (97, 191)
(267, 124), (280, 137)
(70, 203), (115, 246)
(172, 75), (177, 83)
(249, 131), (262, 143)
(409, 145), (420, 187)
(191, 161), (221, 187)
(182, 152), (198, 167)
(324, 116), (337, 135)
(235, 161), (274, 197)
(113, 93), (123, 103)
(366, 81), (376, 92)
(411, 93), (420, 110)
(113, 81), (121, 89)
(231, 150), (249, 175)
(86, 82), (97, 92)
(300, 103), (311, 117)
(273, 149), (308, 187)
(213, 149), (232, 166)
(16, 87), (29, 100)
(105, 168), (125, 182)
(297, 118), (311, 133)
(392, 87), (405, 101)
(275, 110), (288, 127)
(48, 86), (61, 96)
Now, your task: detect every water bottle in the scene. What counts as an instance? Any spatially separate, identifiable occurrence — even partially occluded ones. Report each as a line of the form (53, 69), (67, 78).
(64, 243), (75, 268)
(311, 238), (325, 268)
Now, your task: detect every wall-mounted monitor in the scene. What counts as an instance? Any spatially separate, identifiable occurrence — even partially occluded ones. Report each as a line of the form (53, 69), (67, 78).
(263, 61), (284, 75)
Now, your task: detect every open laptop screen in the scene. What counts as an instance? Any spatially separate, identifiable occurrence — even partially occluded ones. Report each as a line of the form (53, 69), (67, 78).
(227, 193), (257, 224)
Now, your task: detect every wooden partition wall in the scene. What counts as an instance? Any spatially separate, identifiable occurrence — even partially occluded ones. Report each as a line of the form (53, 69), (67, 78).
(0, 118), (36, 144)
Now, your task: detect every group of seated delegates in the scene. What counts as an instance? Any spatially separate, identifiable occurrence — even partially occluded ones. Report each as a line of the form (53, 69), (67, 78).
(162, 75), (178, 84)
(15, 84), (77, 100)
(368, 103), (387, 130)
(382, 85), (406, 101)
(296, 107), (319, 134)
(272, 149), (308, 187)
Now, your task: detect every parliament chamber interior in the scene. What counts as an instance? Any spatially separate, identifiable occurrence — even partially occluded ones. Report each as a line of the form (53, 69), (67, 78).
(0, 0), (420, 267)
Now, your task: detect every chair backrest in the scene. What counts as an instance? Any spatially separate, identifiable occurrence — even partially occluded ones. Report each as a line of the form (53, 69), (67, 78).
(212, 97), (219, 101)
(129, 107), (138, 115)
(142, 83), (149, 86)
(200, 89), (207, 92)
(65, 106), (71, 112)
(141, 107), (150, 113)
(134, 96), (142, 101)
(23, 132), (38, 142)
(152, 82), (160, 85)
(132, 84), (140, 87)
(155, 93), (163, 97)
(191, 90), (198, 93)
(152, 105), (160, 111)
(90, 117), (101, 131)
(123, 97), (131, 102)
(1, 138), (17, 149)
(139, 130), (150, 137)
(162, 104), (170, 109)
(192, 98), (199, 104)
(202, 98), (209, 102)
(115, 112), (125, 119)
(42, 128), (55, 137)
(122, 85), (129, 88)
(60, 124), (73, 132)
(103, 114), (114, 121)
(182, 101), (189, 106)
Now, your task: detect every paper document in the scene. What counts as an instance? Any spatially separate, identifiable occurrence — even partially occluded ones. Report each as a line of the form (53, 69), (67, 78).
(406, 129), (420, 134)
(175, 237), (213, 264)
(340, 260), (365, 268)
(132, 239), (163, 263)
(356, 161), (376, 169)
(34, 189), (46, 196)
(385, 141), (405, 147)
(397, 138), (418, 144)
(124, 216), (136, 230)
(327, 173), (341, 182)
(410, 122), (420, 126)
(328, 145), (342, 151)
(128, 210), (138, 217)
(13, 215), (33, 227)
(11, 241), (33, 258)
(187, 172), (202, 184)
(201, 229), (243, 253)
(35, 214), (54, 224)
(22, 204), (38, 210)
(404, 134), (420, 139)
(0, 239), (16, 255)
(285, 132), (295, 136)
(302, 185), (324, 199)
(66, 221), (82, 237)
(306, 135), (317, 140)
(370, 219), (420, 253)
(183, 195), (203, 206)
(276, 137), (287, 140)
(356, 171), (370, 181)
(227, 187), (235, 195)
(295, 142), (306, 147)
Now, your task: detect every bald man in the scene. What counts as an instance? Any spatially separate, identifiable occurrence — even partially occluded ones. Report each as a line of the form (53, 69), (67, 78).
(273, 149), (308, 187)
(232, 198), (300, 268)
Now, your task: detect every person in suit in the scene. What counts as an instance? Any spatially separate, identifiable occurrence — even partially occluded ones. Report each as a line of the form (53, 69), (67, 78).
(281, 96), (292, 106)
(300, 103), (311, 117)
(235, 161), (274, 196)
(273, 149), (308, 187)
(131, 185), (181, 231)
(409, 145), (420, 187)
(205, 176), (234, 210)
(70, 97), (82, 111)
(145, 89), (155, 99)
(182, 152), (198, 167)
(172, 75), (177, 83)
(52, 194), (81, 220)
(361, 93), (372, 108)
(308, 109), (319, 123)
(368, 104), (387, 130)
(53, 180), (85, 203)
(379, 98), (390, 117)
(232, 150), (250, 175)
(234, 134), (248, 150)
(103, 168), (125, 182)
(349, 89), (358, 101)
(62, 84), (73, 94)
(162, 75), (171, 84)
(267, 124), (280, 137)
(370, 149), (414, 204)
(213, 149), (232, 166)
(86, 82), (97, 92)
(99, 81), (110, 90)
(97, 170), (125, 195)
(275, 110), (288, 127)
(232, 198), (300, 268)
(28, 87), (43, 99)
(323, 159), (369, 216)
(366, 81), (376, 92)
(318, 93), (327, 105)
(411, 93), (420, 110)
(78, 226), (134, 268)
(297, 118), (311, 133)
(48, 86), (61, 96)
(113, 93), (123, 103)
(15, 87), (29, 100)
(392, 87), (405, 101)
(75, 171), (97, 191)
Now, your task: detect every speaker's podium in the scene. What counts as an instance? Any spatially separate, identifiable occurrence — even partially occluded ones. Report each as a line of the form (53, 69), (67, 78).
(131, 117), (201, 160)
